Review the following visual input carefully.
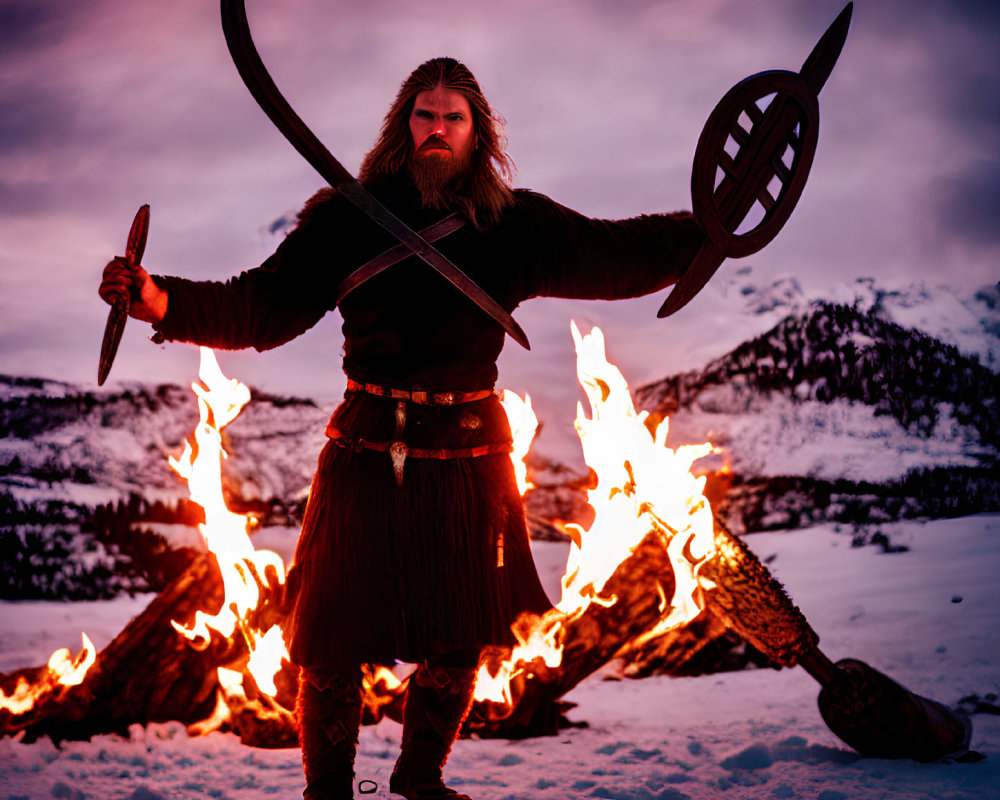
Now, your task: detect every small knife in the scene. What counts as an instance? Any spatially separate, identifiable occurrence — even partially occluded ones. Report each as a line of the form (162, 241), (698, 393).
(97, 204), (150, 386)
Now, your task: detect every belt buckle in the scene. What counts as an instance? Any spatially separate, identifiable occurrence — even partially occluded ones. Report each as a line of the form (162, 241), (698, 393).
(436, 392), (456, 406)
(389, 440), (408, 487)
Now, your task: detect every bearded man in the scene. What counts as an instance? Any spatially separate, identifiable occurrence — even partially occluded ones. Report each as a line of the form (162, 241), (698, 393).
(100, 57), (704, 800)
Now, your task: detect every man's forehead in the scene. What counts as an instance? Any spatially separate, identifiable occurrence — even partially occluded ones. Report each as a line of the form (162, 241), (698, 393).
(412, 87), (472, 113)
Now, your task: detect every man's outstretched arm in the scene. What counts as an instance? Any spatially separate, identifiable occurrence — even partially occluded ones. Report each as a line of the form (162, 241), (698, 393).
(510, 191), (706, 303)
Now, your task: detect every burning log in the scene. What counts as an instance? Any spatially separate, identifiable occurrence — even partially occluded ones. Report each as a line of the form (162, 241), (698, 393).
(464, 323), (722, 735)
(1, 349), (405, 749)
(615, 523), (813, 679)
(469, 532), (676, 737)
(1, 553), (222, 743)
(617, 607), (753, 679)
(694, 521), (818, 667)
(464, 515), (818, 738)
(0, 550), (405, 748)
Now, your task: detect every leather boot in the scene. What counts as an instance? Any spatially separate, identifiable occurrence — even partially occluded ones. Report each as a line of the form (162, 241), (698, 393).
(297, 668), (363, 800)
(389, 663), (477, 800)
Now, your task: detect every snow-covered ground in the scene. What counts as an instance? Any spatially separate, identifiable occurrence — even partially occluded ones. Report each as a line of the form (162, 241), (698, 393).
(2, 515), (998, 800)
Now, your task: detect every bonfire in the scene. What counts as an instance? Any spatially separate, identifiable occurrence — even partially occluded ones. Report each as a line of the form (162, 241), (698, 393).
(0, 326), (971, 763)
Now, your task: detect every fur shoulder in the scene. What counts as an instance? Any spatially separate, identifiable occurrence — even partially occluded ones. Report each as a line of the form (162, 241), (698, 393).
(297, 187), (341, 224)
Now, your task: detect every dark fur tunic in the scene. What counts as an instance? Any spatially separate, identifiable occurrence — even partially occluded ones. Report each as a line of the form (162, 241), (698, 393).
(153, 178), (703, 670)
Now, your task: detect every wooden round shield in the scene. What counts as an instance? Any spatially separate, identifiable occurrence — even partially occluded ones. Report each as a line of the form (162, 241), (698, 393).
(692, 69), (820, 259)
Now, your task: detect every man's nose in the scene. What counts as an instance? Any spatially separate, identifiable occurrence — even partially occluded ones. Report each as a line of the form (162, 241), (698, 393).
(432, 118), (446, 136)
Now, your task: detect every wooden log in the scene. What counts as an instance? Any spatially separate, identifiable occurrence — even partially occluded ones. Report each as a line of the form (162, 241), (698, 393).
(467, 531), (675, 737)
(0, 551), (408, 748)
(617, 519), (820, 676)
(616, 607), (766, 679)
(1, 554), (227, 743)
(697, 521), (819, 667)
(3, 529), (677, 743)
(1, 516), (816, 746)
(466, 517), (821, 737)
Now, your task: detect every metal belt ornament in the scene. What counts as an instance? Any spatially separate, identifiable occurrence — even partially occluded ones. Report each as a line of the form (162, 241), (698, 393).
(658, 3), (853, 317)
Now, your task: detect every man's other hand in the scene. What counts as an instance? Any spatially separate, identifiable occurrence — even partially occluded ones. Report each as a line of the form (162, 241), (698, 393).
(99, 256), (168, 324)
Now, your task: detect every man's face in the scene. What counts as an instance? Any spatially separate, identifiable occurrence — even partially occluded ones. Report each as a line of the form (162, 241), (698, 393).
(409, 87), (475, 167)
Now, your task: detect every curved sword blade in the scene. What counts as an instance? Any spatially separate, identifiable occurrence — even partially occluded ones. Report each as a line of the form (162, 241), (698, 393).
(97, 302), (129, 386)
(657, 239), (725, 318)
(126, 202), (150, 266)
(220, 0), (530, 350)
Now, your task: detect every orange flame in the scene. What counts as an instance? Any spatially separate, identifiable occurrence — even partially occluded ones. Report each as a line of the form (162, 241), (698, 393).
(0, 633), (97, 715)
(166, 351), (552, 709)
(499, 388), (538, 495)
(168, 329), (717, 715)
(169, 348), (289, 698)
(474, 323), (718, 704)
(362, 665), (405, 717)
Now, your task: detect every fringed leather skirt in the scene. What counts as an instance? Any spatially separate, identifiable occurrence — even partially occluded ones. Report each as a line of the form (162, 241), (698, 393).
(284, 389), (551, 671)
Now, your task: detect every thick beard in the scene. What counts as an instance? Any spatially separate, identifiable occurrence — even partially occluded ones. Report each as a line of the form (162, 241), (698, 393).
(407, 147), (472, 210)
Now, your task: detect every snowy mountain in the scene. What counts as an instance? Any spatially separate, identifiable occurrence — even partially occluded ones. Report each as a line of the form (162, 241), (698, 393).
(634, 293), (999, 533)
(1, 376), (328, 510)
(709, 268), (1000, 372)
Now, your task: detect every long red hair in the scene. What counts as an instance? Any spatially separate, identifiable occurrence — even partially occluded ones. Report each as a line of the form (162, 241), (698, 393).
(359, 57), (515, 229)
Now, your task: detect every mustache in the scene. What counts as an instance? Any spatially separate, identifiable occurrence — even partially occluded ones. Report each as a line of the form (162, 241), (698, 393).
(417, 135), (452, 154)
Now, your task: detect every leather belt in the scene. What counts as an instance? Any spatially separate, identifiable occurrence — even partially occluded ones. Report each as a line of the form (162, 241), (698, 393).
(329, 436), (512, 460)
(346, 378), (493, 406)
(327, 427), (512, 488)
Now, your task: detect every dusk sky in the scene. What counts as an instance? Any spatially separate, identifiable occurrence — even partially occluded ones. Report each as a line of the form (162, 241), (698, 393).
(2, 0), (997, 460)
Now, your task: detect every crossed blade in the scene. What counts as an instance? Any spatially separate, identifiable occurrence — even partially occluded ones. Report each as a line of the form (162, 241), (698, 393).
(220, 0), (530, 350)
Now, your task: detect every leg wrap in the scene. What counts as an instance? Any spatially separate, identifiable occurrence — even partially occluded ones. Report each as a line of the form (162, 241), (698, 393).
(390, 651), (479, 800)
(297, 667), (363, 800)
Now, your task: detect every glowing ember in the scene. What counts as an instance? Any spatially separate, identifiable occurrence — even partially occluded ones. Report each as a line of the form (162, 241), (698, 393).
(169, 348), (289, 698)
(499, 388), (538, 495)
(0, 633), (97, 715)
(362, 665), (405, 716)
(474, 323), (719, 705)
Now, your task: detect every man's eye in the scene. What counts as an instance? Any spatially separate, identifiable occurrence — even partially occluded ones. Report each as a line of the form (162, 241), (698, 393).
(446, 114), (464, 122)
(414, 109), (433, 119)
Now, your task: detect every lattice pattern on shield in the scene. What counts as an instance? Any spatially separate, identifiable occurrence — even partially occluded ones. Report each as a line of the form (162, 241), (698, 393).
(719, 94), (802, 226)
(692, 70), (819, 261)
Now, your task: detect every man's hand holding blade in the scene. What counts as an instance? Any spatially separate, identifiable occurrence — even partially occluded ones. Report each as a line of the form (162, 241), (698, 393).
(97, 204), (167, 385)
(98, 257), (167, 325)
